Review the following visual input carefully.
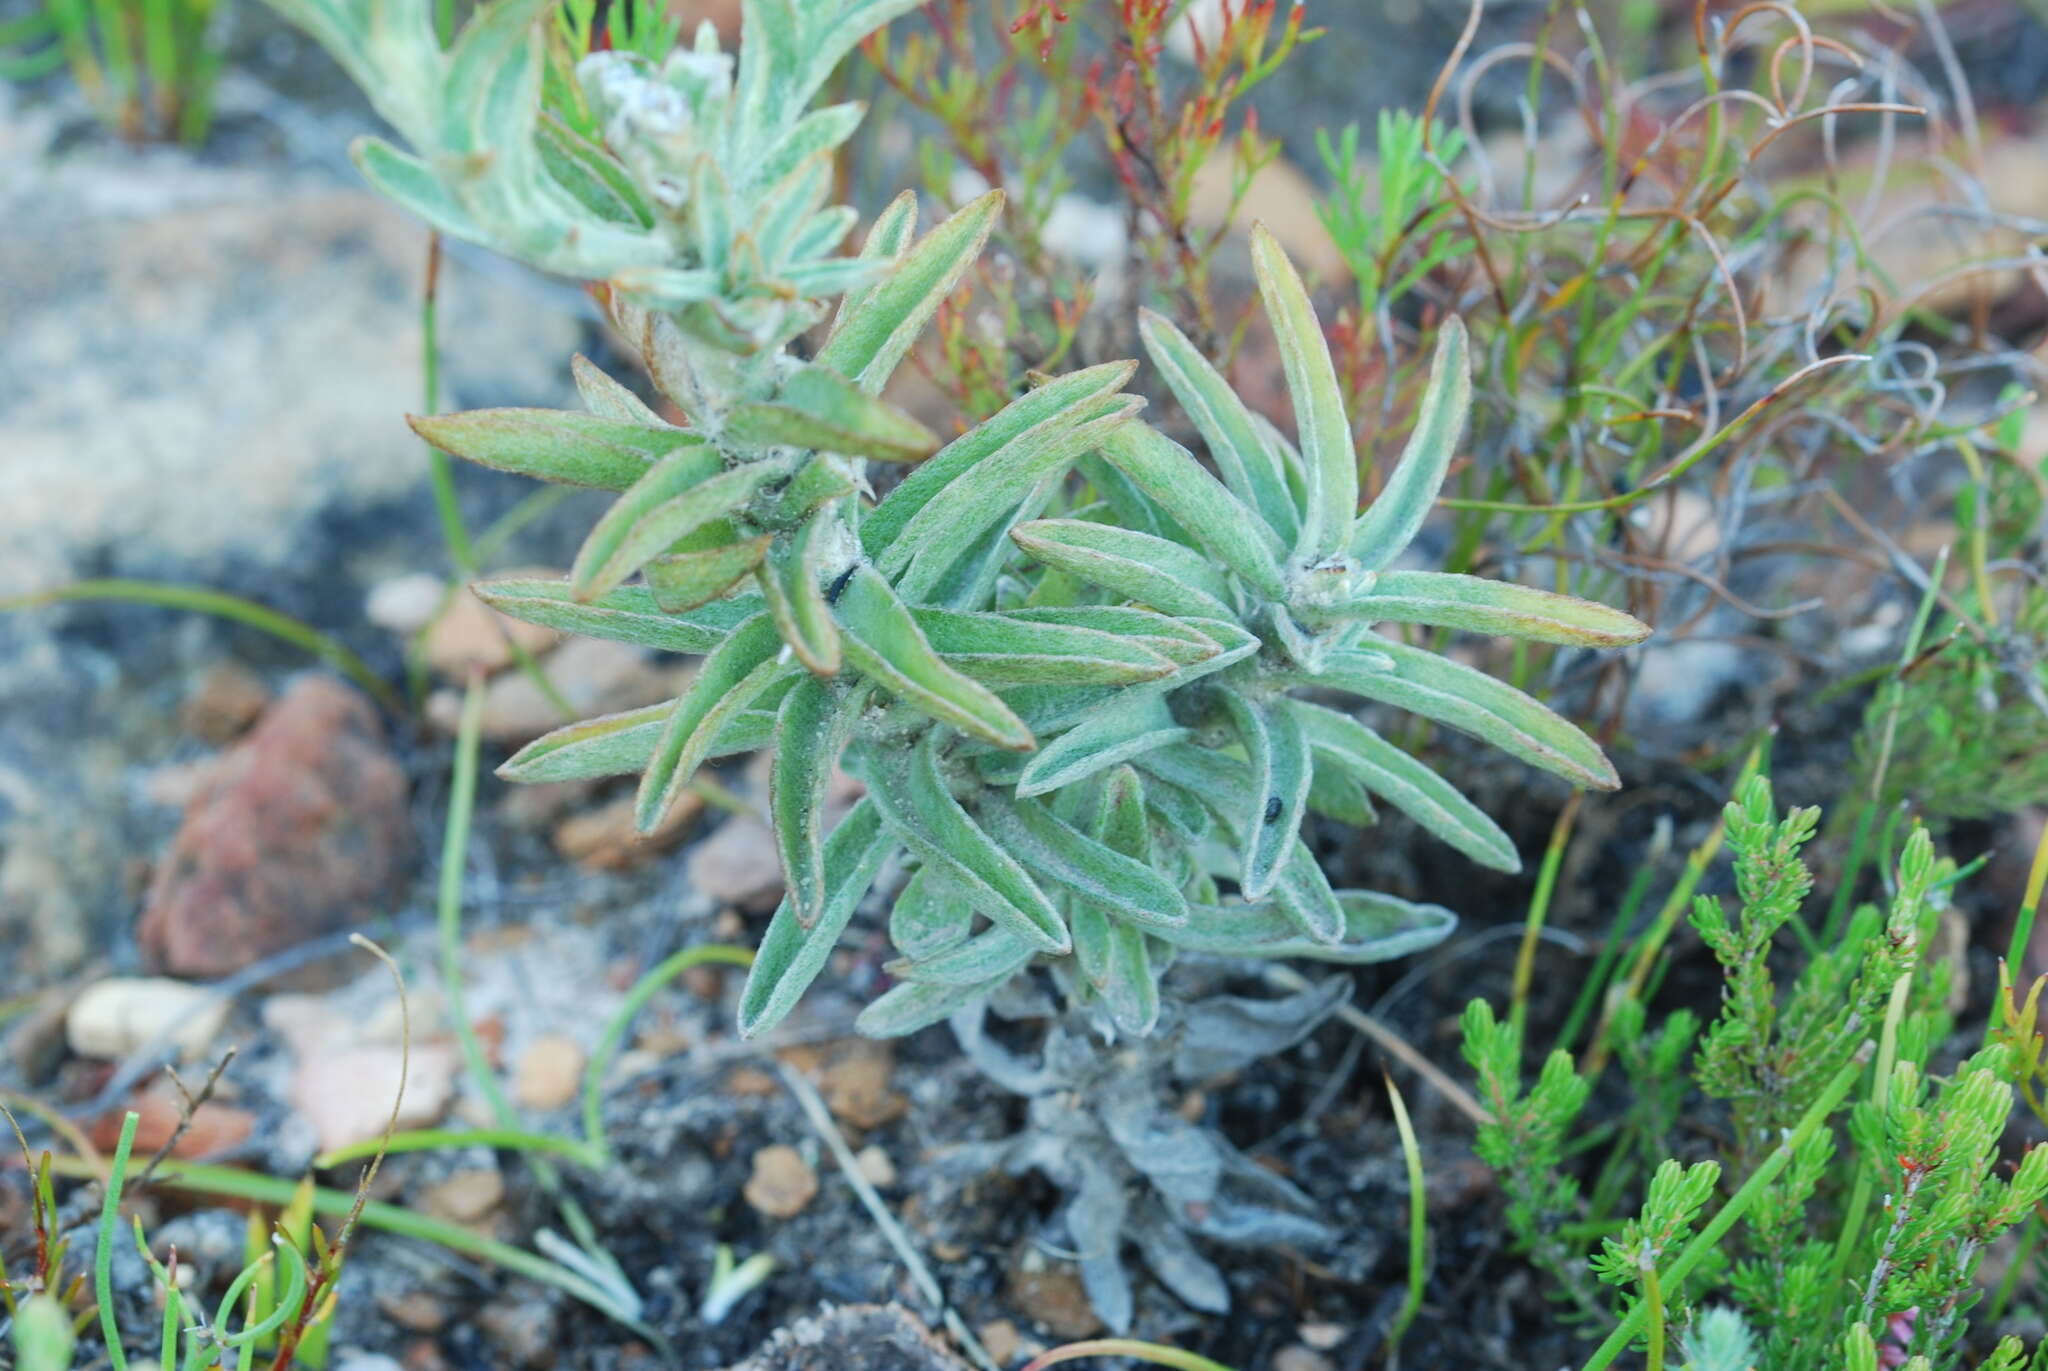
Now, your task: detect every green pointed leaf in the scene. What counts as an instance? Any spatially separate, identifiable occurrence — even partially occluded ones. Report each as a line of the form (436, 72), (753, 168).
(911, 608), (1177, 686)
(1103, 921), (1160, 1035)
(756, 521), (843, 674)
(1014, 692), (1189, 798)
(497, 703), (668, 783)
(855, 977), (990, 1037)
(863, 362), (1136, 560)
(773, 455), (859, 523)
(351, 137), (483, 241)
(571, 355), (664, 425)
(1096, 423), (1285, 599)
(885, 927), (1035, 986)
(1137, 307), (1299, 546)
(572, 453), (789, 601)
(885, 397), (1143, 604)
(1281, 698), (1519, 872)
(737, 799), (893, 1038)
(1217, 690), (1312, 901)
(1094, 765), (1151, 864)
(820, 190), (1002, 392)
(835, 567), (1033, 749)
(1251, 224), (1354, 561)
(834, 189), (918, 327)
(1155, 890), (1456, 963)
(864, 736), (1069, 954)
(408, 409), (697, 490)
(645, 533), (773, 613)
(771, 678), (863, 927)
(1273, 839), (1345, 944)
(1010, 518), (1236, 619)
(474, 577), (757, 653)
(889, 867), (973, 961)
(981, 795), (1188, 930)
(1304, 569), (1651, 647)
(725, 364), (941, 461)
(1287, 639), (1619, 790)
(635, 614), (790, 830)
(536, 111), (654, 227)
(1071, 902), (1113, 989)
(1307, 762), (1378, 827)
(996, 606), (1226, 668)
(1349, 317), (1469, 568)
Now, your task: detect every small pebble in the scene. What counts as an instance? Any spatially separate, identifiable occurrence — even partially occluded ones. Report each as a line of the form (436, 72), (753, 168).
(743, 1144), (818, 1219)
(65, 977), (228, 1062)
(513, 1034), (585, 1112)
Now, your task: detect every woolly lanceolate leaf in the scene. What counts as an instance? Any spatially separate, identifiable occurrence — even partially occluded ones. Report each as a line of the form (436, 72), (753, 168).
(856, 977), (991, 1038)
(835, 566), (1033, 750)
(982, 794), (1189, 930)
(1096, 423), (1285, 599)
(1217, 689), (1312, 902)
(350, 135), (488, 236)
(998, 606), (1226, 669)
(636, 614), (791, 831)
(724, 365), (940, 462)
(1288, 639), (1619, 790)
(1303, 569), (1651, 647)
(885, 927), (1035, 986)
(1104, 921), (1160, 1035)
(737, 798), (891, 1038)
(1307, 763), (1378, 827)
(407, 409), (697, 491)
(886, 398), (1144, 604)
(1349, 317), (1470, 569)
(1156, 890), (1456, 963)
(1251, 225), (1354, 562)
(495, 695), (770, 783)
(863, 361), (1137, 560)
(834, 189), (918, 328)
(535, 111), (653, 228)
(645, 532), (772, 613)
(473, 577), (757, 654)
(756, 522), (842, 675)
(571, 355), (664, 425)
(1009, 519), (1236, 619)
(910, 608), (1177, 686)
(572, 454), (791, 601)
(771, 677), (863, 927)
(820, 190), (1001, 392)
(1094, 764), (1151, 863)
(1274, 840), (1346, 945)
(1015, 691), (1190, 799)
(1071, 902), (1113, 988)
(1002, 616), (1257, 738)
(1137, 306), (1299, 547)
(1281, 698), (1519, 872)
(889, 867), (972, 961)
(773, 455), (858, 524)
(865, 737), (1069, 954)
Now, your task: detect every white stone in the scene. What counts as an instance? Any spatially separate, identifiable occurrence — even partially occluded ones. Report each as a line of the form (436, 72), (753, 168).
(65, 977), (229, 1062)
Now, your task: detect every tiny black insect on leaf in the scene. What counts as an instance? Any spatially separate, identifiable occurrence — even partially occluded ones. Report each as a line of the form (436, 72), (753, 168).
(1264, 795), (1283, 824)
(825, 565), (858, 605)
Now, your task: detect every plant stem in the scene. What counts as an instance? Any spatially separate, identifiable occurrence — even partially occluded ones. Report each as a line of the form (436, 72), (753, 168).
(94, 1112), (138, 1371)
(1385, 1074), (1427, 1361)
(583, 943), (754, 1162)
(421, 233), (477, 576)
(0, 580), (398, 712)
(1511, 792), (1581, 1046)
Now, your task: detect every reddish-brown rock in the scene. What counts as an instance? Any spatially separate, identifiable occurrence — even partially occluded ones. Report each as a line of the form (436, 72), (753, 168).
(139, 675), (412, 978)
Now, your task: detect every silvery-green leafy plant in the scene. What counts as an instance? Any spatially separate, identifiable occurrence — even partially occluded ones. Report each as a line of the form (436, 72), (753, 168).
(259, 0), (1650, 1045)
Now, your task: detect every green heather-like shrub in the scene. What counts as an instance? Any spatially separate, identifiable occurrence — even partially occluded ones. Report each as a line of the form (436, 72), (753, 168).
(254, 0), (1649, 1041)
